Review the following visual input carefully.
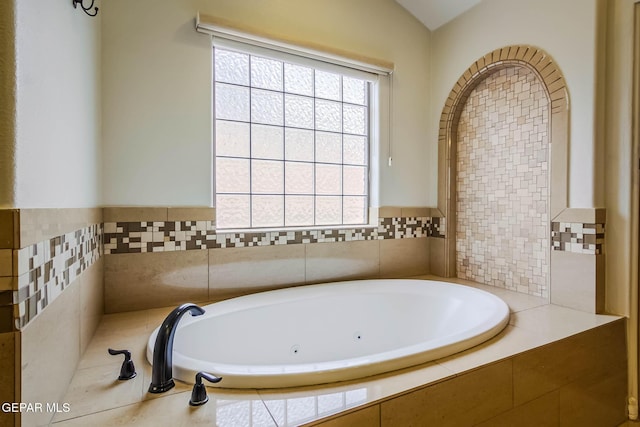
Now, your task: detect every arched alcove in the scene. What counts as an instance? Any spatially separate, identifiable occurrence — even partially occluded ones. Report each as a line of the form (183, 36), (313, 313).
(435, 45), (569, 297)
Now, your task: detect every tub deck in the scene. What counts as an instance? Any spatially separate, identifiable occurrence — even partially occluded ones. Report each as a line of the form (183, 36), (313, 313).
(50, 275), (626, 426)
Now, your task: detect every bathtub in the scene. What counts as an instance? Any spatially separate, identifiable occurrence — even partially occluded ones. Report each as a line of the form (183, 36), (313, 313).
(147, 279), (510, 389)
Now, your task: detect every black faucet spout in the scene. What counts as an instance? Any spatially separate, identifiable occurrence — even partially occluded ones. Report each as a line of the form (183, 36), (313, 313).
(148, 303), (205, 393)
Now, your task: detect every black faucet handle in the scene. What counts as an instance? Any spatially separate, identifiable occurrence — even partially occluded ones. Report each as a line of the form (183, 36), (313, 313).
(189, 371), (223, 406)
(108, 348), (137, 380)
(196, 372), (222, 384)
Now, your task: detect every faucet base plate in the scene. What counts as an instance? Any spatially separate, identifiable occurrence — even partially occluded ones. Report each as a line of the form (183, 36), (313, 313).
(148, 379), (175, 394)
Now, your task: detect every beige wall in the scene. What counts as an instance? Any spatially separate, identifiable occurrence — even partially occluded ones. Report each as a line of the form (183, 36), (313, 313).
(101, 0), (432, 207)
(430, 0), (601, 209)
(12, 0), (102, 208)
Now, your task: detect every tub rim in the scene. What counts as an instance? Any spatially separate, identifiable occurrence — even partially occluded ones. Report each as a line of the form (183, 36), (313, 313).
(146, 278), (510, 388)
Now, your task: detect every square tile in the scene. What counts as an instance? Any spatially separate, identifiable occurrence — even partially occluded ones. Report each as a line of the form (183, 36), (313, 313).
(104, 251), (208, 313)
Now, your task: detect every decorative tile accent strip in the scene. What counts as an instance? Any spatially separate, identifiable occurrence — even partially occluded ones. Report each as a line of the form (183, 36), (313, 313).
(14, 224), (102, 329)
(104, 217), (443, 254)
(431, 217), (445, 238)
(551, 222), (604, 255)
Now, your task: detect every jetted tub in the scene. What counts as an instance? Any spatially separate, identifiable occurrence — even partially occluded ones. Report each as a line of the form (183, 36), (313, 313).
(147, 279), (510, 389)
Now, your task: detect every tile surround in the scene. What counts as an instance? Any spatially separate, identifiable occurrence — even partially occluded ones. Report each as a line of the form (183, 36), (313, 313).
(0, 204), (607, 329)
(51, 281), (626, 427)
(1, 205), (611, 425)
(104, 250), (209, 313)
(12, 224), (102, 330)
(2, 208), (443, 325)
(381, 359), (514, 426)
(456, 66), (549, 298)
(209, 244), (306, 299)
(551, 251), (605, 313)
(305, 240), (380, 283)
(379, 238), (429, 278)
(21, 279), (82, 427)
(436, 45), (572, 283)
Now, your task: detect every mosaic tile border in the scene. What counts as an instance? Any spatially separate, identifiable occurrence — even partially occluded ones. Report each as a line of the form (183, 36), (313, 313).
(103, 217), (444, 254)
(551, 222), (604, 255)
(5, 217), (603, 329)
(13, 224), (102, 329)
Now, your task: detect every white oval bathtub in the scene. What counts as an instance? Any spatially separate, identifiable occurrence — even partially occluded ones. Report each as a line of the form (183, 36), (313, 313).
(147, 279), (509, 389)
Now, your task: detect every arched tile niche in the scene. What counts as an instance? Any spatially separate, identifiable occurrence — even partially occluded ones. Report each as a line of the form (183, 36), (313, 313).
(434, 45), (569, 299)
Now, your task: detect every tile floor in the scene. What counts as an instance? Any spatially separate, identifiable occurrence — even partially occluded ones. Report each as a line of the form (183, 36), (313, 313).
(50, 275), (623, 426)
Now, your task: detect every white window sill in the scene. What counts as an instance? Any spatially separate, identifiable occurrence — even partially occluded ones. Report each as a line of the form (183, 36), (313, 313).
(215, 223), (378, 234)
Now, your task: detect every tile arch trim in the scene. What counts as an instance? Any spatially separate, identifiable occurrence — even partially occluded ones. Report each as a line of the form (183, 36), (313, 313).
(436, 45), (570, 277)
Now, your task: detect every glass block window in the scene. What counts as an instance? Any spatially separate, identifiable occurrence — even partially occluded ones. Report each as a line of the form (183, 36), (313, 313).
(214, 46), (371, 229)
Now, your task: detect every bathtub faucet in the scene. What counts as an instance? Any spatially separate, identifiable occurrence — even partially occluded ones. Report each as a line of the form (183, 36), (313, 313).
(148, 303), (205, 393)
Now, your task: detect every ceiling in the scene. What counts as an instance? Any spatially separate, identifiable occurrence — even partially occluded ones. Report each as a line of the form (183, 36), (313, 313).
(395, 0), (482, 31)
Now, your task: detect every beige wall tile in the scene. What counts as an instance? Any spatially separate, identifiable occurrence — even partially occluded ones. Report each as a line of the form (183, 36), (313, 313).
(596, 254), (605, 313)
(551, 251), (600, 312)
(62, 208), (103, 228)
(80, 258), (104, 355)
(0, 332), (16, 427)
(476, 391), (559, 427)
(558, 360), (627, 426)
(19, 208), (102, 247)
(380, 360), (513, 426)
(104, 251), (208, 313)
(437, 136), (448, 214)
(549, 109), (568, 219)
(0, 250), (12, 277)
(0, 278), (15, 293)
(553, 207), (606, 224)
(305, 240), (379, 284)
(0, 210), (17, 249)
(378, 206), (432, 218)
(209, 245), (305, 301)
(51, 388), (269, 426)
(21, 279), (81, 427)
(379, 238), (428, 278)
(167, 207), (215, 221)
(78, 310), (151, 371)
(429, 237), (446, 277)
(17, 209), (57, 248)
(400, 207), (430, 217)
(428, 207), (444, 217)
(378, 206), (402, 217)
(103, 207), (168, 223)
(445, 235), (456, 277)
(0, 305), (13, 334)
(513, 320), (626, 407)
(53, 362), (146, 423)
(307, 405), (380, 427)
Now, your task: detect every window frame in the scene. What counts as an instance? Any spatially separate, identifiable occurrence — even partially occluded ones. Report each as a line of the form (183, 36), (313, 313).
(211, 37), (386, 232)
